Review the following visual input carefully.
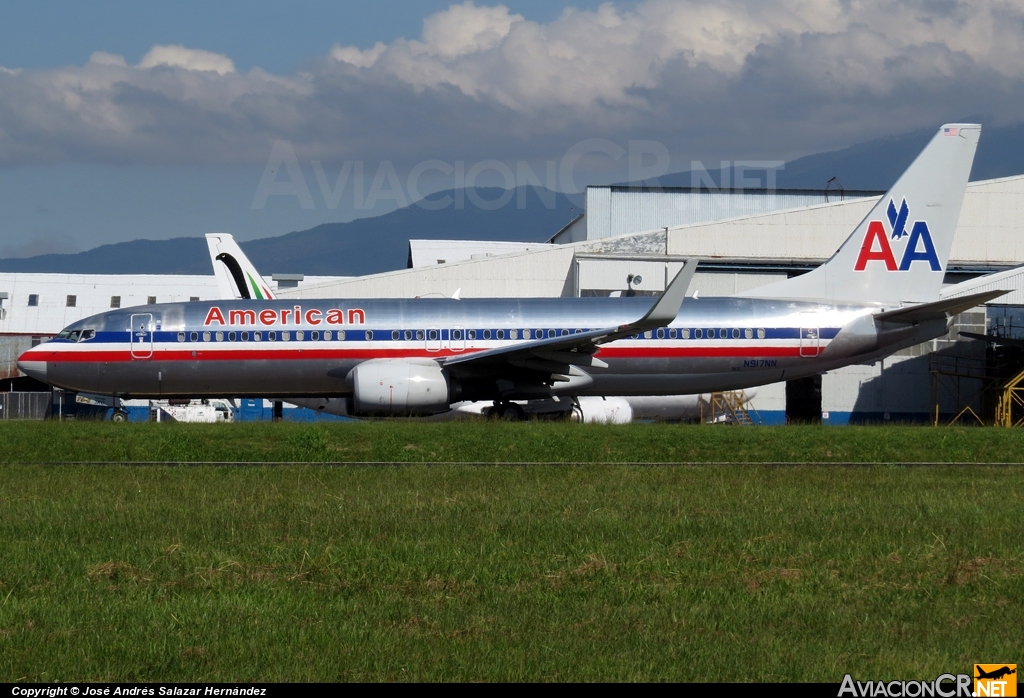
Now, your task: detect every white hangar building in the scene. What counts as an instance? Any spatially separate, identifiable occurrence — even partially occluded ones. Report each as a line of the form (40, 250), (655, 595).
(281, 176), (1024, 424)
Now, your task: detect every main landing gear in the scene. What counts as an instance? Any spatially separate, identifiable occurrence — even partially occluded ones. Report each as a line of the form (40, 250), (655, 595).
(492, 401), (525, 421)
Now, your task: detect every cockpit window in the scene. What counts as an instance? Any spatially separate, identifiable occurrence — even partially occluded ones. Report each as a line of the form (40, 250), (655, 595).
(58, 328), (96, 342)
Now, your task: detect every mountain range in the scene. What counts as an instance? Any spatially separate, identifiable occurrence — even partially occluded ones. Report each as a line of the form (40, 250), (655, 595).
(2, 123), (1022, 277)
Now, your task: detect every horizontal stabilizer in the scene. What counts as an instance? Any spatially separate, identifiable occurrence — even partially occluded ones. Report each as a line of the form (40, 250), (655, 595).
(873, 290), (1008, 324)
(959, 331), (1024, 349)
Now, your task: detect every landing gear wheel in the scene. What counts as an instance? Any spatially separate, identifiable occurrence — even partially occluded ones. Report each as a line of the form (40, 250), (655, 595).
(111, 410), (128, 423)
(496, 403), (525, 421)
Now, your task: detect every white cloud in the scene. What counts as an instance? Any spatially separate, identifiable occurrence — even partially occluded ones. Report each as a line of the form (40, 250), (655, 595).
(0, 1), (1023, 169)
(88, 52), (127, 67)
(138, 45), (236, 75)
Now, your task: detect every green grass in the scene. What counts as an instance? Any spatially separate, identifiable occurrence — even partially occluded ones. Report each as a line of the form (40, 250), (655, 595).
(1, 421), (1024, 463)
(1, 461), (1022, 681)
(1, 423), (1022, 680)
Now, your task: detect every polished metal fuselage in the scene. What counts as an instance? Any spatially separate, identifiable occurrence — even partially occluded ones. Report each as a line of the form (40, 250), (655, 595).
(19, 296), (947, 400)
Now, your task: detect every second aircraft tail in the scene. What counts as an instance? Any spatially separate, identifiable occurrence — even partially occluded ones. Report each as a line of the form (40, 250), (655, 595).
(205, 234), (276, 301)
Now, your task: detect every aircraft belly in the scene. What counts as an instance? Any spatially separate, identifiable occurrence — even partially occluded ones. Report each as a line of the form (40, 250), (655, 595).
(52, 359), (357, 398)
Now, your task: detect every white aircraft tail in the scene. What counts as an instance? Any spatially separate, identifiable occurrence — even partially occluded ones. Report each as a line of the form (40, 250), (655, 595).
(743, 124), (980, 305)
(205, 234), (275, 300)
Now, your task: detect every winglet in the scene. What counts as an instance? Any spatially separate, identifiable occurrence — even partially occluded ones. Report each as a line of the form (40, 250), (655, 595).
(629, 259), (699, 330)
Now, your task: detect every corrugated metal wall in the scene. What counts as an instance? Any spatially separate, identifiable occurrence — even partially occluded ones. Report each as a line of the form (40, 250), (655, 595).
(0, 336), (34, 380)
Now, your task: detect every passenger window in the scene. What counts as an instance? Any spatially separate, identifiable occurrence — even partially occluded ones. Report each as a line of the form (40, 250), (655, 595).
(468, 329), (476, 340)
(323, 331), (331, 340)
(228, 331), (236, 341)
(656, 328), (665, 339)
(510, 329), (518, 339)
(392, 330), (400, 340)
(561, 329), (569, 336)
(416, 330), (424, 340)
(404, 330), (412, 341)
(253, 332), (262, 341)
(282, 331), (291, 341)
(695, 329), (703, 339)
(215, 332), (224, 341)
(364, 331), (372, 340)
(311, 331), (319, 340)
(295, 331), (304, 341)
(269, 331), (277, 341)
(681, 328), (690, 339)
(731, 328), (739, 339)
(337, 330), (345, 340)
(241, 331), (249, 341)
(744, 328), (753, 339)
(203, 331), (211, 342)
(428, 329), (438, 341)
(757, 328), (766, 339)
(546, 329), (555, 338)
(190, 331), (198, 342)
(483, 329), (491, 340)
(496, 329), (504, 340)
(177, 332), (185, 342)
(452, 329), (462, 340)
(644, 331), (652, 339)
(669, 328), (677, 339)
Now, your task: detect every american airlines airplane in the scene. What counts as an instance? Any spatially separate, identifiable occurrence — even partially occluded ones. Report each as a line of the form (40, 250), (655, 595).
(205, 232), (751, 422)
(17, 124), (1005, 418)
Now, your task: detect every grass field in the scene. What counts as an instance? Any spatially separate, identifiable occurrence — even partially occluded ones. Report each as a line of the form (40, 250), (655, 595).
(1, 423), (1022, 681)
(2, 420), (1024, 463)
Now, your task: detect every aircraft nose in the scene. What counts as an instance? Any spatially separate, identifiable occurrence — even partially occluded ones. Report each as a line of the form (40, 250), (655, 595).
(17, 354), (47, 382)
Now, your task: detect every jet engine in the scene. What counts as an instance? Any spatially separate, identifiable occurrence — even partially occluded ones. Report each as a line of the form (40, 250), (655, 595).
(572, 396), (633, 424)
(349, 358), (452, 416)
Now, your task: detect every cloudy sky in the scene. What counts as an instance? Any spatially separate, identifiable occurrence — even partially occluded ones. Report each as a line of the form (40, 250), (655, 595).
(2, 0), (1023, 256)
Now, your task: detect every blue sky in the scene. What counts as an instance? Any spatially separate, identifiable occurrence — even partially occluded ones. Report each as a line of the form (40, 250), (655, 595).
(0, 1), (622, 73)
(1, 0), (1022, 257)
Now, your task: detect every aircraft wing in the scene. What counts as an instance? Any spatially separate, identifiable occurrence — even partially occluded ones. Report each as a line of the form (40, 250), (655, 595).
(873, 289), (1009, 324)
(442, 259), (698, 379)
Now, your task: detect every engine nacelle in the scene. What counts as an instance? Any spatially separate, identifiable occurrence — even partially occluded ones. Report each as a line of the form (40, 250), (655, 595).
(349, 358), (451, 416)
(573, 396), (633, 424)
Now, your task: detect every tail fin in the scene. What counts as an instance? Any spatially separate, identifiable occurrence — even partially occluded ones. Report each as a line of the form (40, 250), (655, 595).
(205, 233), (276, 300)
(742, 123), (980, 304)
